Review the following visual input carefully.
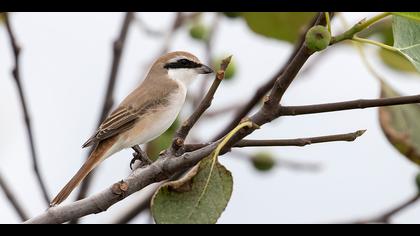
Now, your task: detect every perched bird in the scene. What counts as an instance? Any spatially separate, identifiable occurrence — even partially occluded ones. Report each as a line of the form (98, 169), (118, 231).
(50, 51), (213, 206)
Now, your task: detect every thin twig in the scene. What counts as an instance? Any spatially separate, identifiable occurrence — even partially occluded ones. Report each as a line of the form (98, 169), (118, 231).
(4, 12), (50, 204)
(184, 130), (366, 151)
(0, 174), (29, 221)
(203, 103), (242, 118)
(134, 14), (165, 37)
(159, 12), (201, 55)
(349, 194), (420, 224)
(72, 12), (135, 220)
(279, 95), (420, 116)
(194, 13), (221, 108)
(171, 56), (232, 154)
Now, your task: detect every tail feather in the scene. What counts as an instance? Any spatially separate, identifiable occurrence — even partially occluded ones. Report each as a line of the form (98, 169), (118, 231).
(50, 143), (111, 207)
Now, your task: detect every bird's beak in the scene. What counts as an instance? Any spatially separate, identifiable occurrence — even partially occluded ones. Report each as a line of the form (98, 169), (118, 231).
(196, 64), (214, 74)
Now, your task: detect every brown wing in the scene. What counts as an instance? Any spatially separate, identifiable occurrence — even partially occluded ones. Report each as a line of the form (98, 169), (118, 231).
(82, 106), (138, 148)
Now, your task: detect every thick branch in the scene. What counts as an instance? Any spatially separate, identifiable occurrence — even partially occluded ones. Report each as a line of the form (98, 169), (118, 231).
(111, 187), (157, 224)
(184, 130), (366, 151)
(0, 174), (29, 221)
(73, 11), (135, 216)
(171, 56), (232, 153)
(4, 13), (50, 204)
(24, 142), (220, 224)
(279, 95), (420, 116)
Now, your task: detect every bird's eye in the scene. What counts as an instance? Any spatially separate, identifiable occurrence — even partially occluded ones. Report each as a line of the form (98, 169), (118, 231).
(179, 59), (190, 65)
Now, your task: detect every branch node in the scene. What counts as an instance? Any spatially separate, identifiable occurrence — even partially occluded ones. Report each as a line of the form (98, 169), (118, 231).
(111, 181), (129, 197)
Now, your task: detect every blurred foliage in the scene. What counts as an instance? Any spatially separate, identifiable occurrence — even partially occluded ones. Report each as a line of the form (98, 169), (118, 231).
(213, 55), (237, 81)
(189, 22), (209, 41)
(305, 25), (331, 52)
(241, 12), (316, 44)
(416, 173), (420, 192)
(392, 15), (420, 72)
(223, 12), (241, 19)
(252, 152), (276, 172)
(151, 155), (233, 224)
(392, 12), (420, 22)
(0, 13), (4, 24)
(146, 119), (180, 161)
(379, 82), (420, 166)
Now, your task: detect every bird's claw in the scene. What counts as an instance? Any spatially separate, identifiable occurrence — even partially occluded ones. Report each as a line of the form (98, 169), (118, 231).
(130, 146), (152, 170)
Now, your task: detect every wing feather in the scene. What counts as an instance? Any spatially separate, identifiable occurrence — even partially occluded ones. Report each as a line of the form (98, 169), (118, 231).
(82, 106), (138, 148)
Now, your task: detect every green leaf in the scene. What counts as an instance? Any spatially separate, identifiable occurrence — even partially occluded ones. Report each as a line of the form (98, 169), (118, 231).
(392, 12), (420, 22)
(372, 20), (417, 73)
(242, 12), (317, 43)
(151, 155), (233, 224)
(379, 82), (420, 165)
(379, 48), (417, 73)
(392, 15), (420, 72)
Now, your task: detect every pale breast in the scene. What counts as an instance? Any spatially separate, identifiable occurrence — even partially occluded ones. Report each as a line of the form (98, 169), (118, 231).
(118, 85), (186, 149)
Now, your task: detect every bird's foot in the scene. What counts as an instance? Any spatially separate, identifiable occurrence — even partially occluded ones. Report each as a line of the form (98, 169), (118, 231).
(130, 145), (152, 170)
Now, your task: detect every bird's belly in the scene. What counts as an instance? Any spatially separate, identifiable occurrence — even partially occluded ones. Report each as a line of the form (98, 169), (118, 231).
(120, 91), (186, 149)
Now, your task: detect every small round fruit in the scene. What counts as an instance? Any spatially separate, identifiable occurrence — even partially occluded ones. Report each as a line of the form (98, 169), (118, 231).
(223, 12), (241, 18)
(305, 25), (331, 52)
(189, 23), (208, 41)
(252, 152), (276, 172)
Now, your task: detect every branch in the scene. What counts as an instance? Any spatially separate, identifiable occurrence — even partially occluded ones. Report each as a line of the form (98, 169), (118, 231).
(25, 11), (420, 224)
(213, 12), (326, 140)
(194, 13), (221, 108)
(184, 130), (366, 151)
(236, 130), (366, 147)
(72, 12), (135, 219)
(203, 103), (242, 118)
(111, 187), (156, 224)
(171, 56), (232, 154)
(279, 95), (420, 116)
(159, 12), (201, 55)
(4, 13), (50, 204)
(0, 174), (29, 221)
(24, 142), (220, 224)
(350, 193), (420, 224)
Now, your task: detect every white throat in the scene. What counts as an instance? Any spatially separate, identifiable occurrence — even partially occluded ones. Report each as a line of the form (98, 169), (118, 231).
(168, 69), (198, 88)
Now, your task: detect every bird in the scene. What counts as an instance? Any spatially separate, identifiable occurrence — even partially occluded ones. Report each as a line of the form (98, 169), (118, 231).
(50, 51), (214, 206)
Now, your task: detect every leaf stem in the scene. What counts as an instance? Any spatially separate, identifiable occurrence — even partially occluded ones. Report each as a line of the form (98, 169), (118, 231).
(325, 12), (331, 33)
(188, 121), (255, 220)
(331, 12), (391, 44)
(352, 36), (399, 52)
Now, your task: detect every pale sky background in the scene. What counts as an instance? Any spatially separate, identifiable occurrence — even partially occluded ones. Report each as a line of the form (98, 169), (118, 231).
(0, 12), (419, 224)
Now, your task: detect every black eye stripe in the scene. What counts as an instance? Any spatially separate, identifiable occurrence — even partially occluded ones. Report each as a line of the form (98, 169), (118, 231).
(164, 59), (201, 69)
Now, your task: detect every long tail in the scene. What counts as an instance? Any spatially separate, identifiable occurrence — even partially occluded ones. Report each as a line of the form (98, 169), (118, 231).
(50, 143), (111, 207)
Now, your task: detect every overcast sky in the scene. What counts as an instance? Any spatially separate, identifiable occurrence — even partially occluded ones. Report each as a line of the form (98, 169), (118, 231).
(0, 12), (419, 224)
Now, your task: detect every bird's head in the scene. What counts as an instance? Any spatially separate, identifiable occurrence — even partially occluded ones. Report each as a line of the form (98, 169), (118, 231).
(150, 51), (213, 88)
